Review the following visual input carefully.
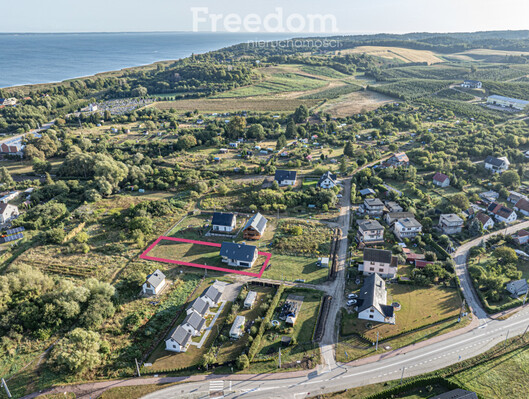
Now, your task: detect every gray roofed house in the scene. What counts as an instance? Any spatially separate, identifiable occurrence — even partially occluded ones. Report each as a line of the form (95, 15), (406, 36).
(181, 311), (206, 336)
(439, 214), (464, 235)
(357, 273), (395, 324)
(484, 155), (510, 173)
(393, 217), (422, 240)
(165, 325), (192, 352)
(220, 242), (258, 268)
(186, 297), (210, 317)
(318, 171), (338, 189)
(431, 389), (478, 399)
(212, 212), (237, 232)
(363, 198), (384, 216)
(203, 285), (223, 306)
(243, 212), (268, 240)
(506, 279), (528, 298)
(142, 269), (167, 296)
(357, 219), (385, 245)
(384, 211), (414, 225)
(359, 188), (376, 196)
(274, 170), (297, 186)
(360, 248), (398, 278)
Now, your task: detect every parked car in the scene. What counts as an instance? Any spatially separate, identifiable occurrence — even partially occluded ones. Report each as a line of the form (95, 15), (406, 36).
(347, 293), (358, 299)
(337, 194), (343, 198)
(346, 299), (357, 306)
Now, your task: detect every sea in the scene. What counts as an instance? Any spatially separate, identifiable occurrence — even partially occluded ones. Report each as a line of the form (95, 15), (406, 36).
(0, 32), (298, 88)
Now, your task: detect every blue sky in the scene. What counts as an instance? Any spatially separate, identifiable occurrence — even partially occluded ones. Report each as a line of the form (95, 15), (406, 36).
(3, 0), (529, 33)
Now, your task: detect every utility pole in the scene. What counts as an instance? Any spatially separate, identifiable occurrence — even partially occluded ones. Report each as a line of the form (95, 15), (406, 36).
(1, 378), (12, 398)
(505, 330), (510, 347)
(135, 358), (141, 377)
(400, 367), (405, 384)
(375, 331), (379, 351)
(278, 347), (281, 368)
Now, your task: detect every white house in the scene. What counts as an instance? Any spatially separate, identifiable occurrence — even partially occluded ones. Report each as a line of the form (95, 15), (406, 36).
(165, 325), (192, 353)
(220, 242), (258, 268)
(0, 191), (20, 204)
(274, 170), (297, 186)
(181, 311), (206, 337)
(432, 172), (450, 188)
(487, 95), (529, 111)
(357, 273), (395, 324)
(202, 285), (223, 307)
(142, 269), (166, 296)
(461, 80), (482, 89)
(318, 171), (338, 189)
(506, 279), (528, 298)
(186, 297), (210, 317)
(488, 202), (517, 224)
(385, 212), (414, 226)
(393, 217), (422, 241)
(476, 212), (494, 230)
(514, 198), (529, 217)
(513, 230), (529, 245)
(439, 214), (464, 235)
(0, 203), (19, 224)
(244, 291), (257, 309)
(508, 191), (528, 205)
(357, 219), (384, 245)
(211, 212), (236, 232)
(484, 155), (510, 174)
(359, 248), (398, 278)
(229, 315), (246, 338)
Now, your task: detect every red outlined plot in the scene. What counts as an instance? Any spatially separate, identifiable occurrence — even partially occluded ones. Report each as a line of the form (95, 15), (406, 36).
(140, 236), (271, 278)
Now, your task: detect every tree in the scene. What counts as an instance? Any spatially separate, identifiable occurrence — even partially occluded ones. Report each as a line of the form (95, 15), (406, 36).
(49, 328), (103, 373)
(293, 105), (309, 123)
(500, 170), (520, 189)
(343, 141), (354, 158)
(276, 134), (287, 150)
(450, 193), (470, 211)
(176, 134), (197, 150)
(339, 157), (347, 173)
(493, 246), (518, 265)
(247, 124), (265, 140)
(285, 119), (297, 139)
(131, 86), (148, 97)
(0, 167), (14, 187)
(32, 158), (52, 174)
(236, 354), (250, 370)
(226, 116), (246, 139)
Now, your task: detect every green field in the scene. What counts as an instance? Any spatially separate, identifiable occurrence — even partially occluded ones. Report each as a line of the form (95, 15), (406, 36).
(300, 83), (363, 100)
(300, 65), (349, 79)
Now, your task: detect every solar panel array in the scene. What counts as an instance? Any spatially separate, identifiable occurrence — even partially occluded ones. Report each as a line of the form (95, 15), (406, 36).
(6, 227), (24, 235)
(3, 233), (23, 243)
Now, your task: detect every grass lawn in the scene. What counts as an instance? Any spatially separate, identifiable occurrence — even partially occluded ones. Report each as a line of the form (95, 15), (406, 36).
(449, 343), (529, 399)
(262, 253), (329, 284)
(273, 219), (334, 256)
(98, 384), (180, 399)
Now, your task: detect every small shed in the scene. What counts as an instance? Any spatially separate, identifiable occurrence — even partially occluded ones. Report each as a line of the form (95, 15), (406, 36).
(229, 315), (246, 339)
(244, 291), (257, 309)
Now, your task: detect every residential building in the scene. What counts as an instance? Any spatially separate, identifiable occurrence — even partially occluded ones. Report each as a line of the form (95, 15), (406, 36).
(439, 214), (464, 235)
(479, 190), (500, 204)
(506, 279), (528, 298)
(487, 94), (529, 110)
(363, 198), (384, 216)
(274, 170), (297, 186)
(181, 311), (206, 337)
(488, 202), (517, 224)
(165, 326), (192, 353)
(359, 188), (376, 196)
(385, 152), (409, 168)
(415, 260), (435, 268)
(0, 98), (17, 106)
(211, 212), (236, 232)
(384, 201), (403, 213)
(284, 295), (304, 325)
(476, 212), (494, 230)
(220, 242), (258, 268)
(461, 80), (482, 89)
(0, 139), (24, 157)
(242, 212), (267, 240)
(393, 217), (422, 241)
(244, 291), (257, 309)
(141, 269), (166, 296)
(229, 315), (246, 338)
(432, 172), (450, 188)
(512, 230), (529, 245)
(385, 211), (414, 225)
(359, 248), (398, 278)
(0, 203), (19, 224)
(0, 191), (20, 204)
(357, 273), (395, 324)
(357, 219), (385, 245)
(186, 297), (210, 317)
(202, 285), (223, 307)
(318, 171), (338, 189)
(484, 155), (510, 174)
(514, 198), (529, 216)
(508, 191), (528, 205)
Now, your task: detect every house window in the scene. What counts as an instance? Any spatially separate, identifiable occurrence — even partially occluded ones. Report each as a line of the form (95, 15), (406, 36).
(370, 267), (375, 271)
(379, 268), (384, 273)
(370, 309), (374, 313)
(369, 315), (374, 319)
(173, 345), (176, 349)
(370, 261), (375, 265)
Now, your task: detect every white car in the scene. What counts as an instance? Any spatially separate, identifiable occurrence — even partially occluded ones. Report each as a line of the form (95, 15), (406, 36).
(346, 299), (357, 306)
(347, 293), (358, 299)
(337, 194), (343, 198)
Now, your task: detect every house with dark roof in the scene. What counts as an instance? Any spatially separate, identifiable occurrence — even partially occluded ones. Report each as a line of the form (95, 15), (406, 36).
(487, 202), (517, 224)
(484, 155), (510, 174)
(357, 273), (395, 324)
(242, 212), (268, 240)
(508, 191), (527, 205)
(0, 203), (19, 224)
(202, 285), (223, 307)
(432, 172), (450, 188)
(274, 170), (297, 186)
(318, 171), (337, 189)
(142, 269), (166, 296)
(220, 242), (258, 268)
(212, 212), (237, 232)
(165, 325), (192, 352)
(384, 211), (414, 225)
(362, 198), (384, 216)
(514, 198), (529, 217)
(186, 297), (210, 317)
(357, 219), (384, 245)
(506, 279), (528, 298)
(385, 152), (409, 168)
(384, 201), (403, 213)
(359, 248), (398, 278)
(181, 311), (206, 336)
(359, 188), (376, 196)
(476, 212), (494, 230)
(461, 80), (482, 89)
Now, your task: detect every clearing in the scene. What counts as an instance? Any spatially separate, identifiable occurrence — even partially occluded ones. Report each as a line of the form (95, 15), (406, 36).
(339, 46), (444, 64)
